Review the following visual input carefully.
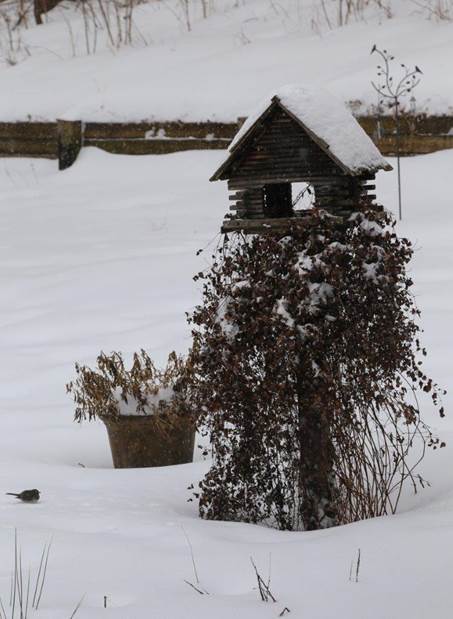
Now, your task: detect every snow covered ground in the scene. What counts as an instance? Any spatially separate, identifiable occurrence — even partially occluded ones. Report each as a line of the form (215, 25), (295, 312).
(0, 146), (452, 618)
(0, 0), (452, 121)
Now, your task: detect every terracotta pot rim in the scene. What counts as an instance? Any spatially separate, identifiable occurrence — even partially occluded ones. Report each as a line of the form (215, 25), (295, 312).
(99, 413), (194, 424)
(100, 413), (156, 421)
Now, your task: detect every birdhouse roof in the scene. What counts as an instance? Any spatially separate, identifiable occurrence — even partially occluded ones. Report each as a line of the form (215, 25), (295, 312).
(211, 84), (392, 180)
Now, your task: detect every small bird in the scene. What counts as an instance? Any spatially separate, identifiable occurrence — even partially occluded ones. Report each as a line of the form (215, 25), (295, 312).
(6, 489), (40, 503)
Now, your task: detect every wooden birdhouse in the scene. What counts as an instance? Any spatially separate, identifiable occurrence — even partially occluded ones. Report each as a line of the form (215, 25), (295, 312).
(211, 85), (392, 234)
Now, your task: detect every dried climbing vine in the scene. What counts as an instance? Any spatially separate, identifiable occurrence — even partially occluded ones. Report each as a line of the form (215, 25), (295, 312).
(188, 207), (445, 531)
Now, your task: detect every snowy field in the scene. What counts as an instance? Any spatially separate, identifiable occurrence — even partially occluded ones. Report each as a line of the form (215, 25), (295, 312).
(0, 0), (452, 121)
(0, 146), (452, 617)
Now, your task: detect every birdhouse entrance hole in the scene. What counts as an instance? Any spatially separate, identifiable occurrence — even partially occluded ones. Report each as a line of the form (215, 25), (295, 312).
(262, 182), (316, 218)
(263, 183), (293, 218)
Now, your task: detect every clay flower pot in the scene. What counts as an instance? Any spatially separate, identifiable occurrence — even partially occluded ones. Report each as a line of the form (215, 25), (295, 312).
(101, 414), (195, 469)
(67, 350), (196, 469)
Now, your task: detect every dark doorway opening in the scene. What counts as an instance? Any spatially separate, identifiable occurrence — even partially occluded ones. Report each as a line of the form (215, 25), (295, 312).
(263, 183), (293, 218)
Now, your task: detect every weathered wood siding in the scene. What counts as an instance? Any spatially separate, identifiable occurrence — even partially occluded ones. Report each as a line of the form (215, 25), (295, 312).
(0, 120), (234, 163)
(226, 107), (341, 183)
(83, 121), (235, 140)
(83, 120), (232, 156)
(227, 185), (265, 218)
(0, 122), (58, 158)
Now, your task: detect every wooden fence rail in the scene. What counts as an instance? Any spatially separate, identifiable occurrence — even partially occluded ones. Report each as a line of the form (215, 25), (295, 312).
(0, 115), (451, 169)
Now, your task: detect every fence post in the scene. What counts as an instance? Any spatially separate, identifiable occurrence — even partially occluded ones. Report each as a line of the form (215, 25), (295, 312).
(57, 119), (83, 170)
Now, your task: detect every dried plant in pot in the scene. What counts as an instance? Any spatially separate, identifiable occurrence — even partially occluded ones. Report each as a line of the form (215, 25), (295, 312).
(66, 350), (196, 468)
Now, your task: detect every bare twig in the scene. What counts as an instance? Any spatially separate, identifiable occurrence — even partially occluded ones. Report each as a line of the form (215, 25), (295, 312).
(34, 538), (52, 610)
(355, 548), (361, 583)
(349, 548), (362, 582)
(69, 594), (85, 619)
(250, 557), (277, 603)
(184, 580), (206, 595)
(181, 525), (200, 584)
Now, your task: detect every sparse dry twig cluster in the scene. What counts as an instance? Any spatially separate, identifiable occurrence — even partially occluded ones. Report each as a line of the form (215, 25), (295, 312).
(0, 0), (449, 65)
(75, 0), (139, 54)
(410, 0), (453, 20)
(0, 531), (82, 619)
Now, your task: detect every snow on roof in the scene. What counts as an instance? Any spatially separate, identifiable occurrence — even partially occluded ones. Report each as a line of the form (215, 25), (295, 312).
(225, 84), (391, 176)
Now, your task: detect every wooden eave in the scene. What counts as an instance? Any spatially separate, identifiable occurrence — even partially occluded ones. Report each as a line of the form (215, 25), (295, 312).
(210, 96), (391, 182)
(209, 100), (281, 181)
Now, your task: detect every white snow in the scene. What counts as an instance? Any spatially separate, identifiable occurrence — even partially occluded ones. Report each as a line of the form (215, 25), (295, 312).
(359, 217), (385, 236)
(0, 146), (452, 618)
(274, 298), (295, 328)
(216, 296), (239, 340)
(363, 262), (380, 281)
(0, 0), (451, 122)
(114, 385), (175, 416)
(227, 84), (391, 175)
(0, 0), (451, 614)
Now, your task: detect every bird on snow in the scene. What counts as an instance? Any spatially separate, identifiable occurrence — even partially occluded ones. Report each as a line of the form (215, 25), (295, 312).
(6, 489), (40, 502)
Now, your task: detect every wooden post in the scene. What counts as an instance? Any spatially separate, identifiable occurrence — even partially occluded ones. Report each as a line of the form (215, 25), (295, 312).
(297, 374), (338, 531)
(57, 119), (83, 170)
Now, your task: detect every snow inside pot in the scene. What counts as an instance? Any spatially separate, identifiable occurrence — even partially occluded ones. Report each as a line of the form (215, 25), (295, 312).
(102, 386), (195, 468)
(67, 350), (196, 468)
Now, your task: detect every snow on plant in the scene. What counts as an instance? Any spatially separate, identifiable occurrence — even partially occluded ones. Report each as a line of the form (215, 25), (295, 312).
(66, 350), (192, 424)
(188, 207), (445, 531)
